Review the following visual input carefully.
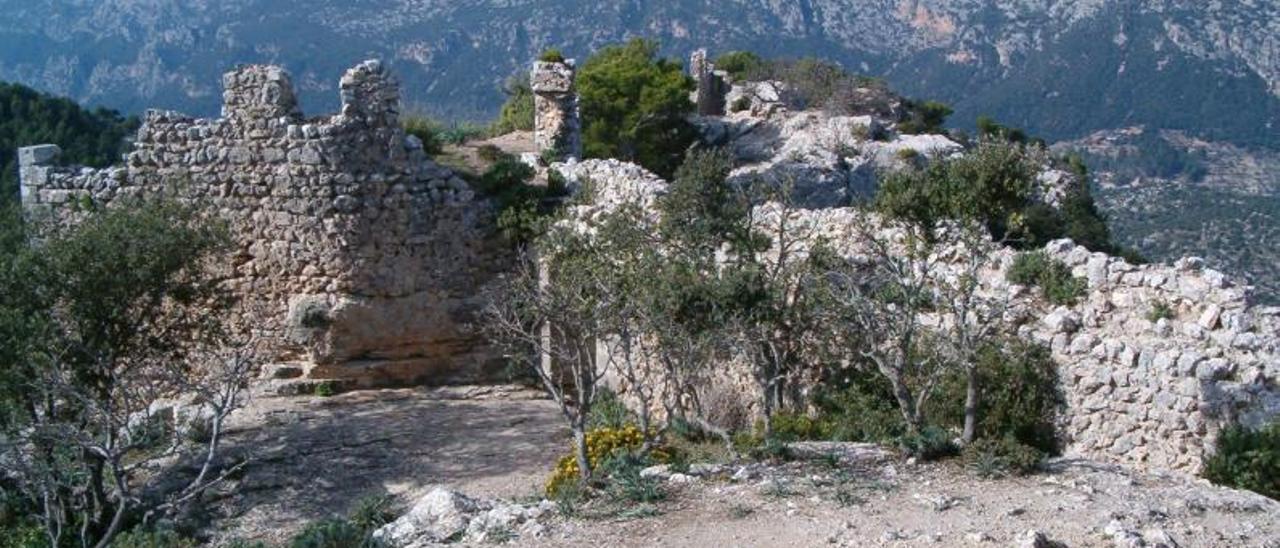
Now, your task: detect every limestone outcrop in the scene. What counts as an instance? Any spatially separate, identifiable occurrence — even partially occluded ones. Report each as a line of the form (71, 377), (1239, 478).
(373, 486), (554, 546)
(18, 60), (512, 391)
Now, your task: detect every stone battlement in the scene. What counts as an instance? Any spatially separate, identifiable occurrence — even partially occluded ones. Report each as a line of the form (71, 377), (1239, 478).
(19, 60), (511, 390)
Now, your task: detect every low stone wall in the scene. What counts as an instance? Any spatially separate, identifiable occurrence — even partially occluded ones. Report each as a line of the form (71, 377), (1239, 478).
(1032, 240), (1279, 471)
(19, 60), (512, 388)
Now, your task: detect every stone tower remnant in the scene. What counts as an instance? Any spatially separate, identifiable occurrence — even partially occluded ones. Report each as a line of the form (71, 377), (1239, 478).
(531, 59), (582, 162)
(691, 49), (728, 116)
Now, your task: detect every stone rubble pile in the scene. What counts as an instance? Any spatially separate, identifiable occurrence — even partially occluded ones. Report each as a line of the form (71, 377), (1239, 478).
(372, 487), (555, 547)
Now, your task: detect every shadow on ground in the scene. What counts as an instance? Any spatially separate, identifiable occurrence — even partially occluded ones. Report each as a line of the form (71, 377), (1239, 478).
(204, 385), (566, 544)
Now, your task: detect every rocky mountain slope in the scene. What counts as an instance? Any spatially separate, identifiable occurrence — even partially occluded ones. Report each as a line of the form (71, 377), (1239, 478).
(2, 0), (1277, 298)
(1055, 127), (1280, 304)
(1, 0), (1275, 145)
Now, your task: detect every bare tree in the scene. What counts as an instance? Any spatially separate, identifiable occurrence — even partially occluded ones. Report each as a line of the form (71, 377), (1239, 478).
(825, 215), (949, 434)
(484, 239), (614, 482)
(732, 192), (833, 438)
(931, 223), (1012, 444)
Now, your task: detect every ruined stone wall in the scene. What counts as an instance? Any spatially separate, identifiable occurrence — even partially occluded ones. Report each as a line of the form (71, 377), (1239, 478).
(19, 60), (511, 390)
(787, 208), (1279, 474)
(555, 159), (1280, 474)
(1030, 240), (1279, 472)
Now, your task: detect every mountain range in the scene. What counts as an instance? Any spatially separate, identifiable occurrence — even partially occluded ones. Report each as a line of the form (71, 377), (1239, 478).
(1, 0), (1278, 297)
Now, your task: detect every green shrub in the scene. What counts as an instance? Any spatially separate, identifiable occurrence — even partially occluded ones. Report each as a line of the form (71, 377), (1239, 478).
(436, 124), (487, 146)
(816, 376), (908, 444)
(290, 519), (378, 548)
(402, 115), (443, 155)
(747, 437), (794, 462)
(730, 96), (752, 113)
(1007, 251), (1087, 306)
(0, 522), (46, 548)
(579, 38), (697, 179)
(546, 169), (569, 197)
(962, 436), (1045, 477)
(875, 140), (1036, 239)
(897, 426), (958, 461)
(1147, 301), (1176, 322)
(895, 148), (920, 161)
(539, 49), (566, 63)
(490, 75), (535, 136)
(1202, 423), (1280, 501)
(977, 115), (1028, 144)
(588, 388), (634, 430)
(475, 156), (559, 244)
(600, 452), (665, 504)
(874, 135), (1121, 254)
(932, 342), (1065, 456)
(929, 342), (1063, 454)
(713, 51), (766, 80)
(313, 381), (336, 398)
(111, 529), (198, 548)
(898, 100), (953, 135)
(476, 144), (506, 164)
(768, 411), (834, 442)
(348, 494), (397, 532)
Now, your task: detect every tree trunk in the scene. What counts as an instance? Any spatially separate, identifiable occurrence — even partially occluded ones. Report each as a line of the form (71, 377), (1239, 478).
(887, 373), (921, 435)
(572, 424), (591, 481)
(962, 364), (979, 444)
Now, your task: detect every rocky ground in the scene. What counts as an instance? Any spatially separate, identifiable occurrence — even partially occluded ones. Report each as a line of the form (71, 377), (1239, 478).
(205, 387), (1280, 547)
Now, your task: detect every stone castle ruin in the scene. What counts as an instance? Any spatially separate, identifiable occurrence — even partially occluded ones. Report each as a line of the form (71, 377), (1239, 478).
(19, 60), (511, 392)
(17, 53), (1280, 477)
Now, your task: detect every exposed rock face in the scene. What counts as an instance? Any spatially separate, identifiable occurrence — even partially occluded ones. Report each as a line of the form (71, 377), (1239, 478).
(531, 60), (581, 162)
(18, 60), (512, 390)
(703, 81), (962, 208)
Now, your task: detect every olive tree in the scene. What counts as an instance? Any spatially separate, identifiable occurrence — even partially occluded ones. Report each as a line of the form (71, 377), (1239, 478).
(0, 199), (253, 547)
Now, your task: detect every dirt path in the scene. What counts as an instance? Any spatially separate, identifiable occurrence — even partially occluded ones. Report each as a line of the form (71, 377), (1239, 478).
(523, 458), (1280, 547)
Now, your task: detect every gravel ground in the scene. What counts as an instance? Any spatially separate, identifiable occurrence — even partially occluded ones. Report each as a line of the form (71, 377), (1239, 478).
(201, 387), (1280, 547)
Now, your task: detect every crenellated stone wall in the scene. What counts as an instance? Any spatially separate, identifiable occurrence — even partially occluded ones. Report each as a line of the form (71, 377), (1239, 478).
(18, 60), (512, 392)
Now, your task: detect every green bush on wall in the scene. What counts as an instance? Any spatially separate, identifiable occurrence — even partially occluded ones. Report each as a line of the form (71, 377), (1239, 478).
(1006, 251), (1087, 306)
(1202, 423), (1280, 501)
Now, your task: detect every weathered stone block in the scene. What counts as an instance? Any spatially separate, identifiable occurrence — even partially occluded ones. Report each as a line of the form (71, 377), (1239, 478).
(18, 144), (61, 166)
